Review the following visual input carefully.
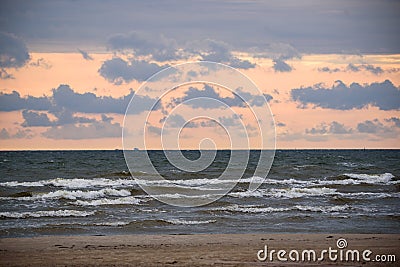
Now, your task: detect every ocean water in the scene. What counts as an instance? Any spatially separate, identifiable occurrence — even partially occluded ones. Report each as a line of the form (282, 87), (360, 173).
(0, 150), (399, 237)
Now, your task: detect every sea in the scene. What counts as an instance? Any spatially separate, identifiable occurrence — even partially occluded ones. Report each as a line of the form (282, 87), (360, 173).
(0, 150), (399, 237)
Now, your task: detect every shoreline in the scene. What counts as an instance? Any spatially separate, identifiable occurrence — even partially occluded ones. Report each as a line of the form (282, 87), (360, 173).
(1, 233), (399, 266)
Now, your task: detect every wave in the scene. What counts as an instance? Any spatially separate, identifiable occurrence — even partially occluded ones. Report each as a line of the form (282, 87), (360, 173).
(0, 210), (96, 219)
(0, 173), (395, 193)
(213, 204), (350, 214)
(229, 187), (337, 199)
(164, 219), (216, 225)
(0, 177), (138, 189)
(0, 189), (131, 201)
(73, 196), (142, 206)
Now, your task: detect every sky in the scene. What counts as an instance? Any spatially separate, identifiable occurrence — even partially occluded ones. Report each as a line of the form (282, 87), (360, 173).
(0, 0), (399, 150)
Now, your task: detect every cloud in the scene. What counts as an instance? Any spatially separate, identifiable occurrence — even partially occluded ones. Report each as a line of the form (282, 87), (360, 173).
(272, 59), (292, 72)
(1, 1), (399, 54)
(305, 121), (352, 135)
(0, 128), (34, 139)
(0, 69), (14, 79)
(255, 43), (301, 60)
(291, 80), (400, 110)
(77, 49), (93, 60)
(0, 32), (30, 68)
(98, 57), (167, 84)
(29, 58), (52, 69)
(0, 91), (52, 111)
(329, 121), (353, 134)
(21, 110), (53, 127)
(317, 66), (341, 73)
(200, 40), (255, 69)
(218, 114), (242, 127)
(385, 117), (400, 128)
(42, 116), (121, 140)
(318, 64), (384, 75)
(346, 63), (383, 75)
(0, 84), (157, 115)
(170, 84), (267, 110)
(108, 32), (181, 61)
(357, 119), (383, 133)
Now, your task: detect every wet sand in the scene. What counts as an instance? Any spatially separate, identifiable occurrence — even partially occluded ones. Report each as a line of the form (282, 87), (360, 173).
(1, 234), (399, 266)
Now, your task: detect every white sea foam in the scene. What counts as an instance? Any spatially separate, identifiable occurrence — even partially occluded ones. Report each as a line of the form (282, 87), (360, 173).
(0, 177), (138, 188)
(165, 219), (216, 225)
(343, 173), (394, 183)
(213, 204), (291, 213)
(214, 204), (350, 214)
(73, 196), (141, 206)
(229, 187), (337, 199)
(294, 204), (350, 213)
(0, 210), (96, 219)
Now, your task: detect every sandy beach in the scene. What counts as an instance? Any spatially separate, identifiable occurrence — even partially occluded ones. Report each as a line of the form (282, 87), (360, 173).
(1, 234), (398, 266)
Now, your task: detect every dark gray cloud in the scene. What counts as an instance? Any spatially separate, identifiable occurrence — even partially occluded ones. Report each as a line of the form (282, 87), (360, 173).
(329, 121), (352, 134)
(0, 91), (52, 111)
(385, 117), (400, 128)
(346, 63), (383, 75)
(98, 57), (167, 84)
(0, 128), (34, 139)
(77, 49), (93, 60)
(0, 69), (14, 79)
(2, 1), (398, 54)
(200, 40), (255, 69)
(272, 59), (292, 72)
(0, 84), (157, 115)
(29, 58), (51, 69)
(318, 66), (341, 73)
(42, 116), (121, 140)
(0, 32), (30, 68)
(108, 32), (181, 61)
(357, 119), (383, 133)
(318, 64), (384, 75)
(356, 118), (399, 139)
(170, 84), (267, 110)
(21, 110), (53, 127)
(306, 121), (352, 135)
(291, 80), (400, 110)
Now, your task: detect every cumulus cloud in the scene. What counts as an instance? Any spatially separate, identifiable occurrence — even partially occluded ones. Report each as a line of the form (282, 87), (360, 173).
(346, 63), (383, 75)
(42, 117), (121, 140)
(272, 59), (292, 72)
(0, 32), (30, 68)
(98, 57), (167, 84)
(0, 84), (157, 115)
(0, 69), (14, 79)
(317, 66), (341, 73)
(108, 32), (181, 61)
(0, 128), (34, 139)
(291, 80), (400, 110)
(77, 49), (93, 60)
(200, 40), (255, 69)
(318, 64), (384, 75)
(170, 84), (267, 110)
(29, 58), (52, 69)
(21, 110), (53, 127)
(385, 117), (400, 128)
(0, 84), (162, 139)
(357, 119), (383, 133)
(0, 91), (52, 111)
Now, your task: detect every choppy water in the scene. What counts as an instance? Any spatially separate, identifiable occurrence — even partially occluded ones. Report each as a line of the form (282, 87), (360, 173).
(0, 150), (399, 237)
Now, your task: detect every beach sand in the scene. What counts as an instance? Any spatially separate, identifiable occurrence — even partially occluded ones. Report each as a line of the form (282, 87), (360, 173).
(1, 234), (399, 266)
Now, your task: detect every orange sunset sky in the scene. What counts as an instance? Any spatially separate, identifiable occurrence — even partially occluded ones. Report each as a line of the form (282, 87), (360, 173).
(0, 1), (399, 150)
